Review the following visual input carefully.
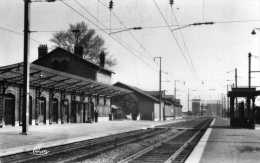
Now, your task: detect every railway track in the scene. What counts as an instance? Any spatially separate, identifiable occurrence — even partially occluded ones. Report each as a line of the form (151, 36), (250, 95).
(0, 127), (168, 163)
(0, 118), (211, 163)
(119, 118), (212, 163)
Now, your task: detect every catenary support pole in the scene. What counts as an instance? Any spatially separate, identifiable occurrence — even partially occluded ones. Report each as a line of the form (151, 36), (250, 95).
(22, 0), (30, 135)
(154, 57), (162, 120)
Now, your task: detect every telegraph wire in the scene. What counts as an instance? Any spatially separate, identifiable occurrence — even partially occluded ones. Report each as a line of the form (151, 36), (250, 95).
(60, 0), (157, 71)
(152, 0), (198, 77)
(0, 26), (41, 43)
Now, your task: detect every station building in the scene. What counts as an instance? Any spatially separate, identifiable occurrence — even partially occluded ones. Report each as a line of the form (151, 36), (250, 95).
(164, 95), (183, 119)
(145, 92), (182, 120)
(0, 45), (129, 127)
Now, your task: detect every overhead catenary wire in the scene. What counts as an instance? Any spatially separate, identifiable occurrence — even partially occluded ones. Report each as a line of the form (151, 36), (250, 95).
(152, 0), (198, 77)
(29, 18), (260, 33)
(73, 0), (156, 69)
(171, 6), (197, 79)
(97, 0), (155, 62)
(74, 0), (157, 69)
(74, 1), (153, 67)
(60, 0), (157, 71)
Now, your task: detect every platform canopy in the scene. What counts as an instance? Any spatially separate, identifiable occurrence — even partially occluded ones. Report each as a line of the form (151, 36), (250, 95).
(0, 63), (131, 97)
(227, 87), (260, 98)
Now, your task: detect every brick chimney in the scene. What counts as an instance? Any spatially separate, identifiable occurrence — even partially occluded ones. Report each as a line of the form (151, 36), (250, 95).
(38, 44), (48, 59)
(100, 51), (105, 68)
(74, 46), (83, 58)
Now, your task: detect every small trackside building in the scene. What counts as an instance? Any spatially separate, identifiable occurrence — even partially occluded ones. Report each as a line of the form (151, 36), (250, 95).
(112, 82), (163, 121)
(146, 92), (183, 120)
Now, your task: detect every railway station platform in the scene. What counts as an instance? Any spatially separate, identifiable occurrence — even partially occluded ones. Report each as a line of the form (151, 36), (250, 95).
(186, 118), (260, 163)
(0, 119), (182, 157)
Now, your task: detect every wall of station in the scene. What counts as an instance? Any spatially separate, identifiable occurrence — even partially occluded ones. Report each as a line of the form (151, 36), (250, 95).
(0, 85), (111, 127)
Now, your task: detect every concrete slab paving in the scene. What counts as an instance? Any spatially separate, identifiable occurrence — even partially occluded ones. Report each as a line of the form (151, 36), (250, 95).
(0, 119), (181, 157)
(187, 118), (260, 163)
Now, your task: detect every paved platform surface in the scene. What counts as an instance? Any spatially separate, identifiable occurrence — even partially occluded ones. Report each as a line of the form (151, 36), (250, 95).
(187, 118), (260, 163)
(0, 119), (181, 157)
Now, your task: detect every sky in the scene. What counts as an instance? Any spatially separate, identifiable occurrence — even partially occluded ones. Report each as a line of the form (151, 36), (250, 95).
(1, 0), (260, 110)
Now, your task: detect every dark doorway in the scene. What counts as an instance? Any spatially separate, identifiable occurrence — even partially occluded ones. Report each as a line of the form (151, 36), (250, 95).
(71, 101), (77, 123)
(4, 93), (15, 126)
(90, 102), (95, 122)
(29, 96), (32, 125)
(38, 97), (46, 124)
(78, 103), (83, 123)
(63, 100), (69, 123)
(52, 98), (59, 123)
(83, 103), (88, 122)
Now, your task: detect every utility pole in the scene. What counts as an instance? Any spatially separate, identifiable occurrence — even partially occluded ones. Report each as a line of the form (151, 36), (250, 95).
(249, 53), (252, 88)
(154, 57), (162, 121)
(22, 0), (31, 135)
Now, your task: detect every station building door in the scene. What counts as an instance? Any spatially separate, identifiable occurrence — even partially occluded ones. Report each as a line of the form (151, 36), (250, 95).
(4, 93), (15, 126)
(90, 102), (95, 122)
(78, 102), (83, 123)
(29, 96), (32, 125)
(38, 97), (46, 124)
(71, 101), (77, 123)
(83, 102), (90, 122)
(52, 98), (59, 123)
(62, 100), (69, 123)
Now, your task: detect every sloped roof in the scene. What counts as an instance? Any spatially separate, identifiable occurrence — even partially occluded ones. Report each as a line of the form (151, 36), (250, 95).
(33, 47), (114, 74)
(0, 63), (130, 97)
(144, 91), (165, 98)
(113, 82), (159, 102)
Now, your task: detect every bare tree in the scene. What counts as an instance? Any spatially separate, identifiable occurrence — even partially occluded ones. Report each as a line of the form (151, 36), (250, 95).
(50, 22), (116, 67)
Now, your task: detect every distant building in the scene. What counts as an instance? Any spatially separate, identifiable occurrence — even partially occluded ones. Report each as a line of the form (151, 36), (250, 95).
(192, 99), (201, 115)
